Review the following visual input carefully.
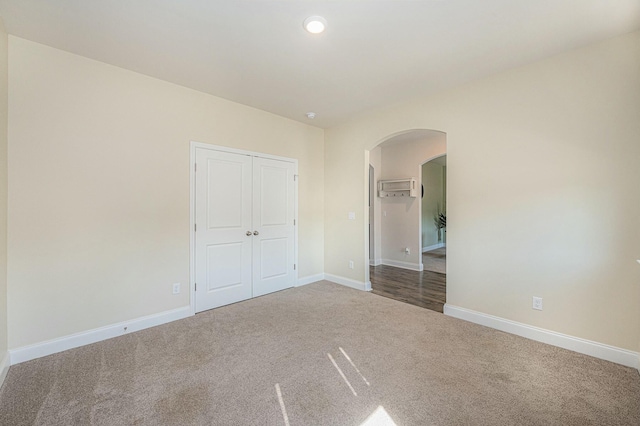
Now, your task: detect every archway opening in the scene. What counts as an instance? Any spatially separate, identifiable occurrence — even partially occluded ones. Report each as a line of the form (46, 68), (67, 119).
(365, 129), (447, 312)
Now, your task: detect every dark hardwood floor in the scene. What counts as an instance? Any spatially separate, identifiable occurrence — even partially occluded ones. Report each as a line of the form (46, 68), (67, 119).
(370, 251), (446, 313)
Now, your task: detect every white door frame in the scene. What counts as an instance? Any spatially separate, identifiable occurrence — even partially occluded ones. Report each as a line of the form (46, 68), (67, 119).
(189, 141), (299, 315)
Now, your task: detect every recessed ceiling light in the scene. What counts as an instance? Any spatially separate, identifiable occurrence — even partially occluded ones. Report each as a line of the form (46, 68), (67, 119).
(303, 16), (327, 34)
(306, 112), (317, 119)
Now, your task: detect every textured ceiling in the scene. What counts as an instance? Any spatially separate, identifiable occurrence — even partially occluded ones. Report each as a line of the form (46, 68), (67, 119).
(0, 0), (638, 128)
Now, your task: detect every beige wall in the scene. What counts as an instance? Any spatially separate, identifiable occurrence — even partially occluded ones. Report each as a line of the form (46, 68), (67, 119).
(421, 161), (445, 249)
(7, 37), (325, 348)
(379, 136), (446, 267)
(325, 31), (640, 351)
(368, 146), (382, 265)
(0, 20), (8, 366)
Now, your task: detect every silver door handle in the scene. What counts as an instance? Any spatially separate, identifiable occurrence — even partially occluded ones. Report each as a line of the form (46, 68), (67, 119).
(253, 231), (259, 236)
(246, 231), (252, 236)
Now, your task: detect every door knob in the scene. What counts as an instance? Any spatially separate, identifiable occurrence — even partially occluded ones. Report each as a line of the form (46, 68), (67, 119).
(246, 231), (252, 236)
(253, 231), (259, 236)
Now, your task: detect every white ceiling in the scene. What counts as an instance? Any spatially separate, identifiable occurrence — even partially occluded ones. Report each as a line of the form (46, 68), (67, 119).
(0, 1), (638, 128)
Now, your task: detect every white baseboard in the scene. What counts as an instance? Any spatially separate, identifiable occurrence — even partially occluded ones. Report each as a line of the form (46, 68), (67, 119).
(364, 281), (372, 291)
(369, 259), (382, 266)
(297, 273), (325, 287)
(422, 243), (445, 253)
(9, 306), (192, 365)
(0, 352), (9, 389)
(381, 259), (423, 272)
(324, 273), (369, 291)
(444, 304), (640, 370)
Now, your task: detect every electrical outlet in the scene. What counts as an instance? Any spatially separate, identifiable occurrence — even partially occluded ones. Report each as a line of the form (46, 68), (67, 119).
(405, 247), (410, 254)
(348, 212), (355, 220)
(532, 296), (543, 310)
(349, 260), (354, 269)
(172, 283), (181, 294)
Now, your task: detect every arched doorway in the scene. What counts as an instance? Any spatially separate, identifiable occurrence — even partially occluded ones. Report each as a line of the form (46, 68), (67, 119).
(365, 129), (447, 312)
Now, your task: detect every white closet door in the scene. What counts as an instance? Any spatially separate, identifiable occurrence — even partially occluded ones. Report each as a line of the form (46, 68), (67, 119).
(252, 157), (295, 297)
(195, 148), (253, 312)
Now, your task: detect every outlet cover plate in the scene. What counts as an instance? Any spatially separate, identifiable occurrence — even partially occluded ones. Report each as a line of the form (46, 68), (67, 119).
(532, 296), (543, 310)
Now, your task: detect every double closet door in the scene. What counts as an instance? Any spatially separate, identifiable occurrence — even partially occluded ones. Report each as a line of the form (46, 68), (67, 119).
(194, 147), (296, 313)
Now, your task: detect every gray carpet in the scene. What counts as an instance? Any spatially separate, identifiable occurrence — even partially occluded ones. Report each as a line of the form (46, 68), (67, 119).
(1, 281), (639, 425)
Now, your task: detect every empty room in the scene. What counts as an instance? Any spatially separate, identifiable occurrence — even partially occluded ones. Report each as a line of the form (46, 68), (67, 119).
(0, 1), (639, 425)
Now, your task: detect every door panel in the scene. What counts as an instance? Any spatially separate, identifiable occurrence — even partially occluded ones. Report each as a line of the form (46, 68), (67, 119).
(195, 148), (252, 312)
(206, 160), (245, 229)
(206, 242), (244, 291)
(259, 237), (288, 279)
(259, 166), (288, 226)
(252, 157), (295, 297)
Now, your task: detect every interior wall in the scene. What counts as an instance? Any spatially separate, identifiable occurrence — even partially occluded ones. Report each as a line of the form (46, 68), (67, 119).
(379, 136), (446, 268)
(369, 146), (382, 265)
(421, 161), (445, 249)
(443, 166), (447, 213)
(7, 37), (325, 349)
(325, 31), (640, 352)
(0, 19), (8, 379)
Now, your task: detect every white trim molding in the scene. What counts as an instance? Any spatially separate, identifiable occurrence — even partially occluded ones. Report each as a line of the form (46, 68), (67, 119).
(10, 306), (192, 365)
(444, 304), (640, 370)
(0, 352), (9, 389)
(381, 259), (423, 272)
(297, 273), (325, 287)
(369, 259), (382, 266)
(324, 274), (370, 291)
(422, 243), (445, 253)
